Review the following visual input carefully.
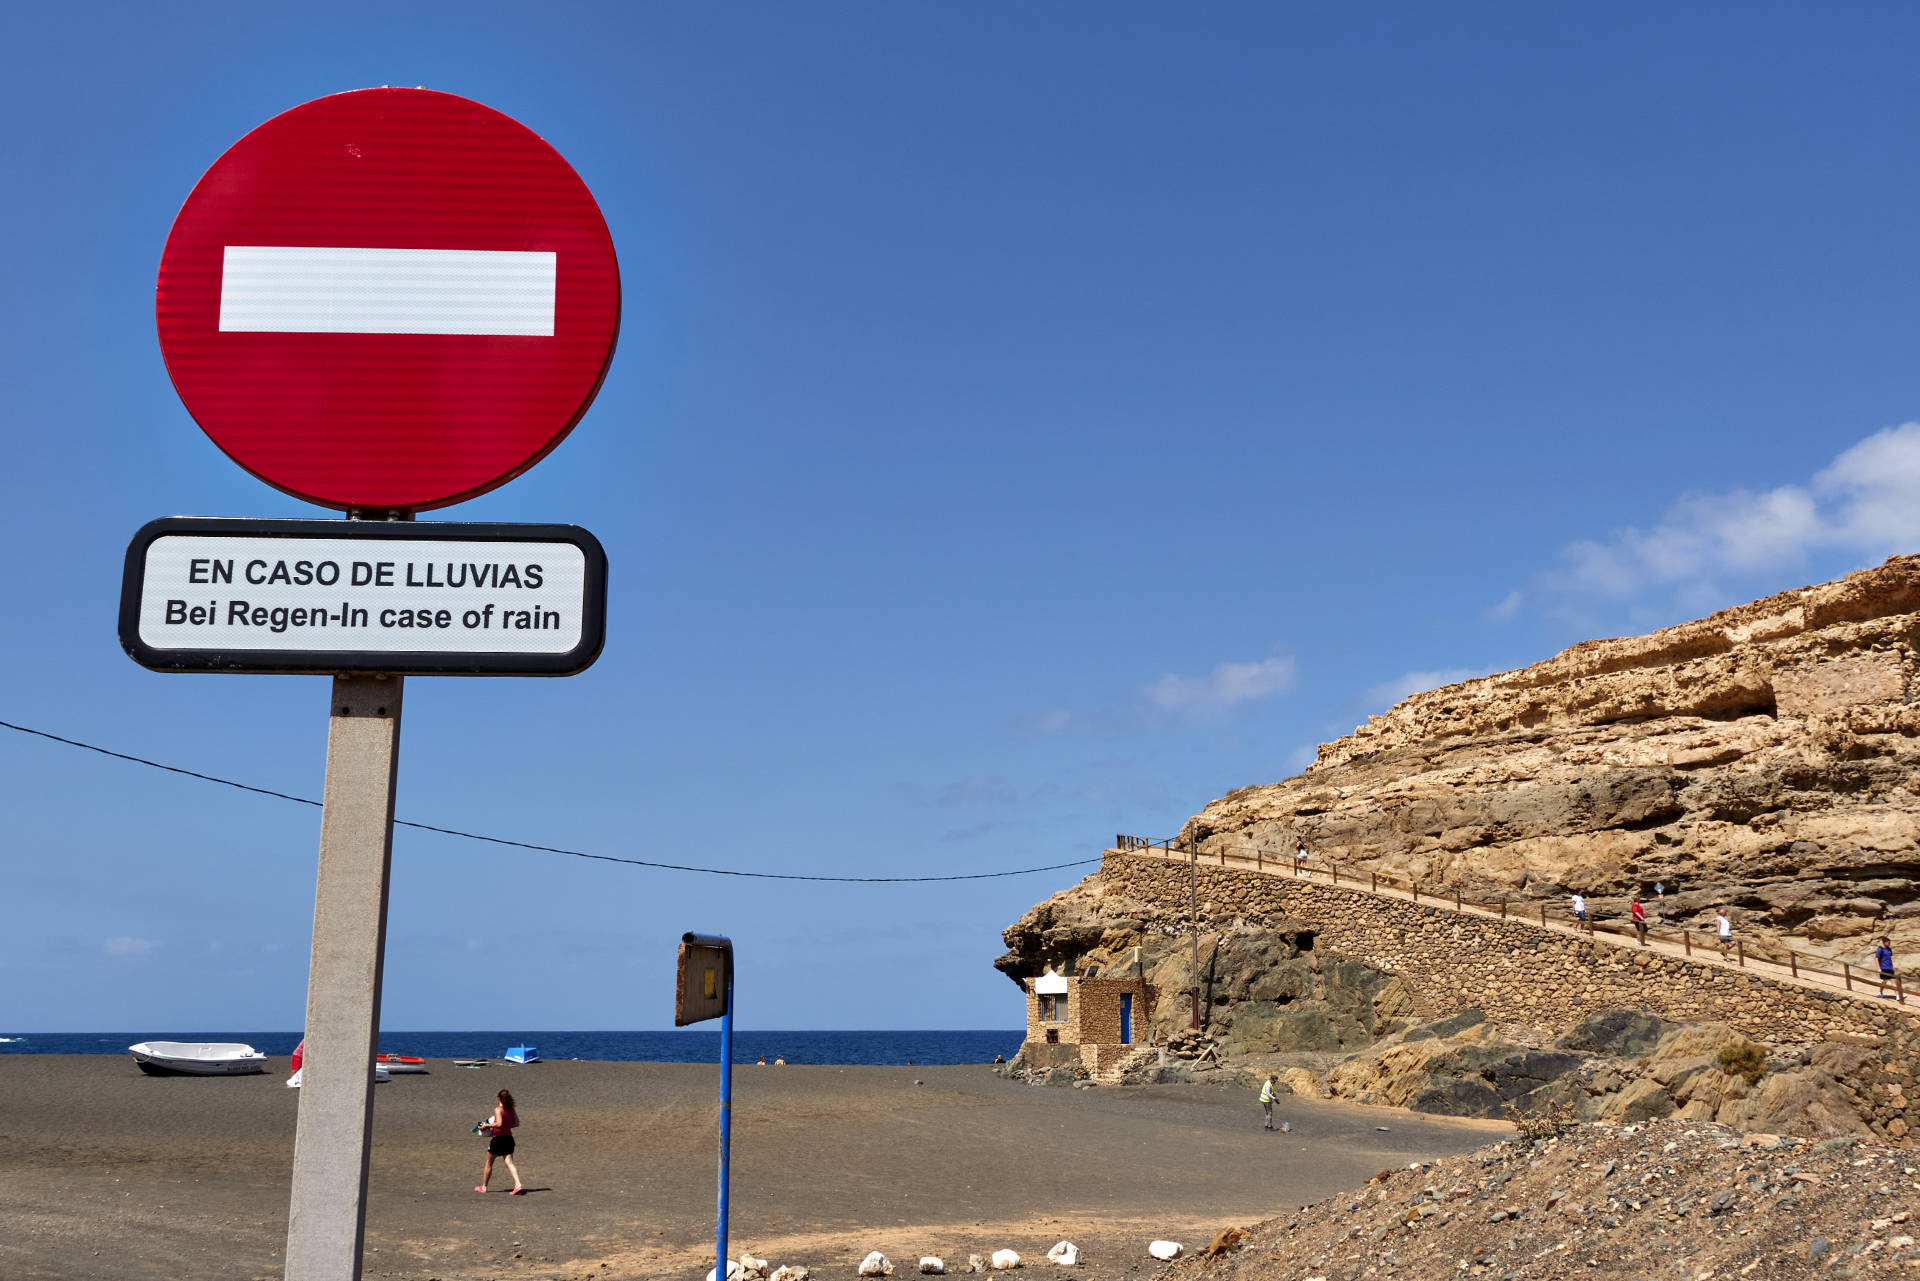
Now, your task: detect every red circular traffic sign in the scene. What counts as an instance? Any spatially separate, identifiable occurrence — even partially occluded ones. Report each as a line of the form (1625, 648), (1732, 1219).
(156, 89), (620, 512)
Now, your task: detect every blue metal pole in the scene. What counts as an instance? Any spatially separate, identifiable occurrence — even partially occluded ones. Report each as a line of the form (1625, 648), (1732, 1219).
(716, 970), (734, 1280)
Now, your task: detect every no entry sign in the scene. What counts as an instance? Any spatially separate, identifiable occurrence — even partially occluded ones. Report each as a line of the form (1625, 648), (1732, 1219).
(140, 89), (623, 1281)
(155, 89), (620, 513)
(119, 517), (606, 675)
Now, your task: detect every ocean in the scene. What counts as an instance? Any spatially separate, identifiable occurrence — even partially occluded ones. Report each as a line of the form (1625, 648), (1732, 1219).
(0, 1029), (1022, 1066)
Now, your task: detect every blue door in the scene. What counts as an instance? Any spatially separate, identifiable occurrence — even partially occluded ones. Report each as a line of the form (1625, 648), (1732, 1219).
(1120, 994), (1133, 1044)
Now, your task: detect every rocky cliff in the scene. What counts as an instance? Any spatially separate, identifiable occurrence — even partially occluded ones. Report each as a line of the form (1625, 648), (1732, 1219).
(996, 558), (1920, 1134)
(1186, 555), (1920, 961)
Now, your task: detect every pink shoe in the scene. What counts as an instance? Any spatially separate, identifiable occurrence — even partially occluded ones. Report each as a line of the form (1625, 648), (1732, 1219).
(509, 1187), (527, 1195)
(475, 1185), (488, 1193)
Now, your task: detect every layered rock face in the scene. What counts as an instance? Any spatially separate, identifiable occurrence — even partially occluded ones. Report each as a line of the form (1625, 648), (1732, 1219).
(1302, 1008), (1883, 1139)
(1186, 556), (1920, 961)
(996, 882), (1416, 1052)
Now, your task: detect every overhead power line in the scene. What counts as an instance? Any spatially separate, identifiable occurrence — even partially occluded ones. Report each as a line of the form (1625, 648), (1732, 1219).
(0, 718), (1100, 884)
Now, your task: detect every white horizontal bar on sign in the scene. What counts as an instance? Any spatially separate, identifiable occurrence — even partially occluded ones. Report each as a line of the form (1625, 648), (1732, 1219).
(218, 246), (557, 336)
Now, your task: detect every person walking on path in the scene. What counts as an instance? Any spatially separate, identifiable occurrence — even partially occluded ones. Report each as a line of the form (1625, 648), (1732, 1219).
(1571, 893), (1588, 926)
(1631, 897), (1647, 946)
(476, 1088), (524, 1194)
(1715, 910), (1733, 960)
(1877, 937), (1904, 1002)
(1295, 840), (1309, 876)
(1655, 882), (1665, 901)
(1259, 1074), (1278, 1130)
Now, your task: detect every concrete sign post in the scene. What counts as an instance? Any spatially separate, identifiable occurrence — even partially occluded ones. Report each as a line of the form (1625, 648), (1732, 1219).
(136, 87), (621, 1281)
(286, 675), (403, 1279)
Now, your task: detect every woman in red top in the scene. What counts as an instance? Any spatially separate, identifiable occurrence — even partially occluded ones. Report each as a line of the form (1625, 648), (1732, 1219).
(477, 1089), (524, 1194)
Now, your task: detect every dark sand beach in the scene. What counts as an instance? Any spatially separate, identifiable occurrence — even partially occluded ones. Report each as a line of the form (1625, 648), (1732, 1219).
(1, 1055), (1506, 1279)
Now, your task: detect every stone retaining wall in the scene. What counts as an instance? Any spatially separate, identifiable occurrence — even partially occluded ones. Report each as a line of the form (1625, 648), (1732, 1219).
(1101, 852), (1904, 1047)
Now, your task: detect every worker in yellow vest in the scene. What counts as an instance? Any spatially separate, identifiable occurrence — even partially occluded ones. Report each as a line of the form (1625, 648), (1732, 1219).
(1259, 1074), (1278, 1130)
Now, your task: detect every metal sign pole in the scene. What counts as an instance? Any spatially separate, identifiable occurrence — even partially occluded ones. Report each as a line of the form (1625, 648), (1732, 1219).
(676, 931), (736, 1281)
(284, 674), (403, 1281)
(717, 967), (735, 1280)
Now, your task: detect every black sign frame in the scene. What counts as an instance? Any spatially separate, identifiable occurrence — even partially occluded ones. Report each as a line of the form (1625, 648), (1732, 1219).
(119, 516), (607, 676)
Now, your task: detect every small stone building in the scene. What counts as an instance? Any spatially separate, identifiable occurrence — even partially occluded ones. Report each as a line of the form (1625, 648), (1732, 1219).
(1020, 967), (1151, 1075)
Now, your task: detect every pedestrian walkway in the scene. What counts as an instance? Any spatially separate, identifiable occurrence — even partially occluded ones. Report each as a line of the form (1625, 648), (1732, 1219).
(1111, 837), (1920, 1022)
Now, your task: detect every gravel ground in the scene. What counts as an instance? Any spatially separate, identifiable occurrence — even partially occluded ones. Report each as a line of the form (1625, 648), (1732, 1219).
(0, 1054), (1504, 1280)
(1168, 1116), (1920, 1281)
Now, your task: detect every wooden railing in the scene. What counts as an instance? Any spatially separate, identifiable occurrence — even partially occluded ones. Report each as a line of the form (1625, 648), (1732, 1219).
(1112, 833), (1913, 1007)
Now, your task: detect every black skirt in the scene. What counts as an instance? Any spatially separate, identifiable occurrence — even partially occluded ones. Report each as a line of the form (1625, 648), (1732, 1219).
(488, 1133), (516, 1157)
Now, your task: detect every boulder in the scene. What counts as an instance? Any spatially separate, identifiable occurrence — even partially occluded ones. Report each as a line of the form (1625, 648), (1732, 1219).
(1400, 1009), (1487, 1042)
(990, 1249), (1021, 1270)
(1554, 1009), (1677, 1059)
(859, 1253), (893, 1277)
(919, 1259), (944, 1275)
(1147, 1241), (1183, 1261)
(1045, 1241), (1077, 1266)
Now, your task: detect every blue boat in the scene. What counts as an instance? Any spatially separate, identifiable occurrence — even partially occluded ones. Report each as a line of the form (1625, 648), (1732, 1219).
(504, 1045), (540, 1065)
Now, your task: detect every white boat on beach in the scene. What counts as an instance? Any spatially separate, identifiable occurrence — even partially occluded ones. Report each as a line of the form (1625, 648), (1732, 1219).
(129, 1041), (269, 1076)
(285, 1063), (390, 1087)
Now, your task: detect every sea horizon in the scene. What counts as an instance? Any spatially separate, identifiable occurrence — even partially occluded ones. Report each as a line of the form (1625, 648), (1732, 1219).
(0, 1028), (1025, 1066)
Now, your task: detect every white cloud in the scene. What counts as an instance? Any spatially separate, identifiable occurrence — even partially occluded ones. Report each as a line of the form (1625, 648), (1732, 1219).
(1484, 589), (1524, 622)
(1541, 422), (1920, 603)
(1362, 667), (1493, 712)
(1145, 653), (1297, 713)
(103, 936), (156, 956)
(1015, 708), (1074, 736)
(1816, 423), (1920, 549)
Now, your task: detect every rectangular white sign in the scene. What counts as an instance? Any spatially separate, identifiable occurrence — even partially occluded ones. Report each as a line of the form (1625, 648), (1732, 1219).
(119, 519), (606, 676)
(218, 246), (558, 336)
(140, 535), (584, 652)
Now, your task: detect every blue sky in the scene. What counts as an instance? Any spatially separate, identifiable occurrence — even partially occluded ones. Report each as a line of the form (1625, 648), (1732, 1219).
(7, 4), (1920, 1033)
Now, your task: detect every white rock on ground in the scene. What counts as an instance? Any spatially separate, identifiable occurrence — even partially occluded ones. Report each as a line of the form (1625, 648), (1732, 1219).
(1044, 1242), (1077, 1266)
(1147, 1241), (1183, 1261)
(705, 1265), (745, 1281)
(967, 1255), (987, 1273)
(990, 1249), (1022, 1270)
(919, 1258), (945, 1274)
(768, 1268), (809, 1281)
(739, 1254), (769, 1279)
(859, 1252), (894, 1277)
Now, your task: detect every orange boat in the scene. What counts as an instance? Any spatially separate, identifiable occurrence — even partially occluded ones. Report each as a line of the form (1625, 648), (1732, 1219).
(375, 1053), (429, 1073)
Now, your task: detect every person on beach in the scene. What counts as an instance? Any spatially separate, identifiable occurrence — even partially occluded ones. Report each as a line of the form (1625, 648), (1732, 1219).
(1631, 896), (1647, 946)
(1259, 1074), (1278, 1130)
(476, 1089), (524, 1194)
(1877, 937), (1904, 1002)
(756, 1055), (767, 1065)
(1715, 909), (1733, 960)
(774, 1055), (786, 1065)
(1570, 893), (1587, 925)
